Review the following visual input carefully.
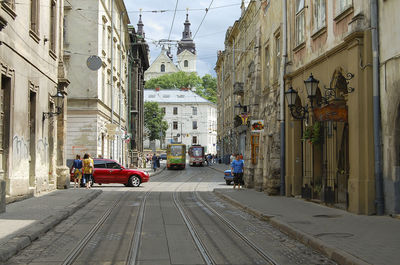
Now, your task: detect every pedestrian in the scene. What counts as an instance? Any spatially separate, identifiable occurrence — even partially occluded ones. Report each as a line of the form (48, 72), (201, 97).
(156, 155), (160, 168)
(208, 154), (212, 165)
(230, 153), (235, 163)
(152, 153), (158, 172)
(231, 154), (244, 189)
(82, 153), (94, 189)
(70, 154), (82, 188)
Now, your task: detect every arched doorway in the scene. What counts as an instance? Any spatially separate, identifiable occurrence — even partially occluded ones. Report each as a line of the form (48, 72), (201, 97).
(318, 70), (350, 208)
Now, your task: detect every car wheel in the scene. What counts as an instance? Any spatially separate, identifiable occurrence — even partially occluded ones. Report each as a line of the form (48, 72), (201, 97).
(225, 180), (231, 185)
(129, 175), (141, 187)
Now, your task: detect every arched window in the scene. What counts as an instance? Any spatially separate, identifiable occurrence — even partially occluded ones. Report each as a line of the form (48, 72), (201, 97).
(184, 60), (189, 67)
(160, 64), (165, 72)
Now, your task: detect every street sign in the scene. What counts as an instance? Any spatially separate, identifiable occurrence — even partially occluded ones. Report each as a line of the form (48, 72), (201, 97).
(87, 55), (102, 71)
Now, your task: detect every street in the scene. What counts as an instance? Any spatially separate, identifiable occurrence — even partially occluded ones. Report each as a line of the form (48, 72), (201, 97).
(6, 165), (335, 265)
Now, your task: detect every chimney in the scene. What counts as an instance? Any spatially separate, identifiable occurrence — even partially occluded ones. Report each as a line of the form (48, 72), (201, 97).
(155, 87), (160, 91)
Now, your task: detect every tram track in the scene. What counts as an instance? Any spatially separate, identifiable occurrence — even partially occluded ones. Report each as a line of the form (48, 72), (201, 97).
(173, 166), (280, 265)
(62, 168), (183, 265)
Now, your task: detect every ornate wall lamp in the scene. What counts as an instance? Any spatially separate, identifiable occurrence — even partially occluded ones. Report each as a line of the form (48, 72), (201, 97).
(43, 90), (66, 120)
(285, 73), (354, 120)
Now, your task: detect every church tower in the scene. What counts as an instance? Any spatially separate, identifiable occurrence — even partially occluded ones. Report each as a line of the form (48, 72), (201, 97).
(177, 12), (197, 73)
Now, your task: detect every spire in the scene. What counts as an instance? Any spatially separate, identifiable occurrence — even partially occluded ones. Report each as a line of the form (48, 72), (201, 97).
(137, 10), (145, 38)
(178, 11), (196, 55)
(182, 10), (192, 41)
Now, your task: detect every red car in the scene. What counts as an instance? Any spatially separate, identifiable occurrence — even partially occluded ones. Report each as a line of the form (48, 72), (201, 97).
(70, 159), (149, 187)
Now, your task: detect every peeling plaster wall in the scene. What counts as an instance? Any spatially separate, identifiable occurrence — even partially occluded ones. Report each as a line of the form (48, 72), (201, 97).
(379, 0), (400, 215)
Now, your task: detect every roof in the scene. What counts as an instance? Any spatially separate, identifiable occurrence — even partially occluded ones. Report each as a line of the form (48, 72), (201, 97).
(144, 89), (213, 104)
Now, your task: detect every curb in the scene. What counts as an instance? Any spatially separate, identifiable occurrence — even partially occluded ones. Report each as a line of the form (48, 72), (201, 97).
(214, 190), (371, 265)
(149, 165), (166, 177)
(0, 189), (102, 262)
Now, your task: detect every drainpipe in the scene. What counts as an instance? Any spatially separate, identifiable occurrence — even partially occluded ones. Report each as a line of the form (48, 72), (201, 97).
(119, 11), (123, 165)
(279, 0), (287, 196)
(110, 0), (114, 159)
(371, 0), (384, 215)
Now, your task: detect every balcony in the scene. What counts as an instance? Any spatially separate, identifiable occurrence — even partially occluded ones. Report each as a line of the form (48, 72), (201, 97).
(233, 82), (244, 95)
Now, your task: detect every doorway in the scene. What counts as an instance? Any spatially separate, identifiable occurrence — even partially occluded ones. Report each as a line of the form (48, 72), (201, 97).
(0, 75), (11, 188)
(29, 90), (36, 187)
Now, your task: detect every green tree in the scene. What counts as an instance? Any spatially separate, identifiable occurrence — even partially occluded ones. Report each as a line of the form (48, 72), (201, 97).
(198, 74), (217, 103)
(145, 71), (202, 90)
(145, 71), (217, 103)
(144, 102), (168, 146)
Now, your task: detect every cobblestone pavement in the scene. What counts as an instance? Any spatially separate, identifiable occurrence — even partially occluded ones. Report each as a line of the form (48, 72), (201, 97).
(209, 163), (400, 265)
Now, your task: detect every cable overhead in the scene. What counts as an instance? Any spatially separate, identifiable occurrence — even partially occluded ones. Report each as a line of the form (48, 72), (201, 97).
(193, 0), (215, 40)
(168, 0), (179, 41)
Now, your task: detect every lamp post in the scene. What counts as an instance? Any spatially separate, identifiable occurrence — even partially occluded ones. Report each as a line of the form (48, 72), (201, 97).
(43, 89), (65, 120)
(284, 73), (319, 120)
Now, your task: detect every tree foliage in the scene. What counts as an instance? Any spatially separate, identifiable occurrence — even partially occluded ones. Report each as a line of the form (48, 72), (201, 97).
(144, 102), (168, 142)
(145, 71), (217, 103)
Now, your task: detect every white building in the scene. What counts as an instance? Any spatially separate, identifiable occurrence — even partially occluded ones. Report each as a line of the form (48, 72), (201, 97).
(64, 0), (130, 164)
(144, 89), (217, 154)
(144, 13), (197, 81)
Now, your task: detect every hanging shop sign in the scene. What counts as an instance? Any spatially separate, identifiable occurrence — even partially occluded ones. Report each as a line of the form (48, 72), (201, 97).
(239, 113), (250, 125)
(313, 102), (348, 122)
(250, 120), (264, 133)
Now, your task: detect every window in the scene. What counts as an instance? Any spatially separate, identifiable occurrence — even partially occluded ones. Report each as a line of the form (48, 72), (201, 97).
(49, 0), (57, 52)
(264, 46), (270, 86)
(173, 121), (178, 130)
(192, 107), (197, 115)
(275, 36), (281, 80)
(106, 162), (121, 169)
(160, 64), (165, 72)
(94, 160), (106, 168)
(251, 135), (259, 164)
(30, 0), (40, 34)
(337, 0), (352, 14)
(3, 0), (15, 9)
(173, 107), (178, 115)
(192, 136), (197, 144)
(313, 0), (326, 31)
(193, 121), (198, 130)
(295, 0), (305, 45)
(161, 107), (166, 114)
(184, 60), (189, 67)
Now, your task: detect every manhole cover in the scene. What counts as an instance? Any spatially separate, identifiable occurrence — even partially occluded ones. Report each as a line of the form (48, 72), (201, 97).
(313, 214), (342, 218)
(315, 232), (353, 238)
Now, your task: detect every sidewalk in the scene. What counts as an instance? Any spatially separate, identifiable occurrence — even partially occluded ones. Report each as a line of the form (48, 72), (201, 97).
(0, 188), (101, 262)
(209, 164), (400, 265)
(0, 165), (164, 262)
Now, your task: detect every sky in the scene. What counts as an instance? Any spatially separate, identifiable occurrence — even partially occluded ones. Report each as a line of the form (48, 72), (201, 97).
(124, 0), (245, 77)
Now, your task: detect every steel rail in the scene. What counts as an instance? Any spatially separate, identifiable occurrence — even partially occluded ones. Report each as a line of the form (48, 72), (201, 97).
(173, 188), (215, 265)
(127, 169), (187, 265)
(62, 192), (128, 265)
(63, 167), (179, 265)
(193, 187), (279, 265)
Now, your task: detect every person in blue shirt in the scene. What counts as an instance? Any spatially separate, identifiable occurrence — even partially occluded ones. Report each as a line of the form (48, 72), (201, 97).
(70, 155), (83, 188)
(231, 154), (244, 189)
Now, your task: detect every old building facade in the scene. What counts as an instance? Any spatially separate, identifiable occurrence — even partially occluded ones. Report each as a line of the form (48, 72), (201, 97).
(216, 0), (393, 215)
(0, 0), (69, 210)
(127, 21), (149, 167)
(216, 0), (282, 194)
(379, 0), (400, 214)
(284, 0), (376, 214)
(64, 0), (130, 165)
